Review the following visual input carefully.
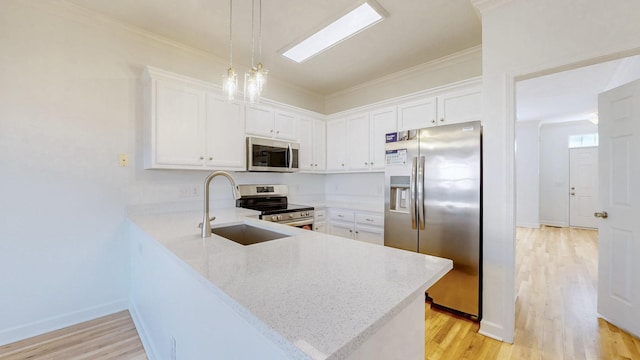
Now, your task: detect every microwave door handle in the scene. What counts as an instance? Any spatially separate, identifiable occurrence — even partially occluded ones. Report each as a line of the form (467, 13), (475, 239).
(287, 144), (293, 169)
(410, 157), (417, 229)
(417, 155), (425, 230)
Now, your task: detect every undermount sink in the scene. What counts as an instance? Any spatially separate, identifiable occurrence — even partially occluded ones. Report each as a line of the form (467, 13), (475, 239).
(211, 224), (290, 246)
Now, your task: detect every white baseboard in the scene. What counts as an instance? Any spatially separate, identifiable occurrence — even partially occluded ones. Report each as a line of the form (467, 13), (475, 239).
(128, 301), (158, 360)
(515, 222), (540, 228)
(0, 299), (127, 346)
(478, 319), (507, 343)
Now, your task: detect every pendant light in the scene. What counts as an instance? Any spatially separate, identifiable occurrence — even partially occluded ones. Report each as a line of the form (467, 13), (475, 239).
(244, 0), (268, 104)
(222, 0), (237, 101)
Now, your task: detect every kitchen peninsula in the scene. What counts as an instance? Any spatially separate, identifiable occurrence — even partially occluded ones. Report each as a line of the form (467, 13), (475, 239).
(128, 208), (452, 359)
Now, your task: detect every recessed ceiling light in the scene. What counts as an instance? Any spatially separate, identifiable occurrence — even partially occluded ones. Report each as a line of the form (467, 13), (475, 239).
(282, 1), (386, 63)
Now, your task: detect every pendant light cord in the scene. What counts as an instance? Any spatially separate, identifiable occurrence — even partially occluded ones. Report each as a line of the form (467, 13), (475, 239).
(251, 0), (256, 68)
(259, 0), (262, 63)
(229, 0), (233, 68)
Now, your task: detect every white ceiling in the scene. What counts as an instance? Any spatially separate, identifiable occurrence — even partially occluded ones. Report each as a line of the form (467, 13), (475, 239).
(65, 0), (482, 95)
(516, 56), (640, 123)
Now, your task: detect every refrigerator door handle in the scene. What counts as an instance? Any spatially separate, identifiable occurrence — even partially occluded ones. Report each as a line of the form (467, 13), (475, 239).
(417, 155), (425, 230)
(410, 156), (417, 229)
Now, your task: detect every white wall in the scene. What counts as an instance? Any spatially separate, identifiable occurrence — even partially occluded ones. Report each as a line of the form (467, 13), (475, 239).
(476, 0), (640, 342)
(0, 0), (325, 345)
(324, 173), (385, 209)
(538, 121), (598, 227)
(515, 121), (539, 228)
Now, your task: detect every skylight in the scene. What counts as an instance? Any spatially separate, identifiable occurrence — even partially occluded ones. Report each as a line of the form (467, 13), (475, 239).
(282, 2), (386, 63)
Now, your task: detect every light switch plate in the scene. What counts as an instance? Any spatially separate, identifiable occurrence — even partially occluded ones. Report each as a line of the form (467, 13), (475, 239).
(118, 154), (129, 167)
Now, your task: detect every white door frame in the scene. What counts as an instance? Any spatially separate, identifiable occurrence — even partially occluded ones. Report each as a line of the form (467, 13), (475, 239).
(506, 53), (640, 343)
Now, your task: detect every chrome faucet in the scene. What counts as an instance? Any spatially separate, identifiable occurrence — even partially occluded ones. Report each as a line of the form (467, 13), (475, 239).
(200, 171), (241, 238)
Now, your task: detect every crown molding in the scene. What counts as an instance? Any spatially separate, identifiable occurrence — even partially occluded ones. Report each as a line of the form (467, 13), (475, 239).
(326, 45), (482, 101)
(470, 0), (513, 14)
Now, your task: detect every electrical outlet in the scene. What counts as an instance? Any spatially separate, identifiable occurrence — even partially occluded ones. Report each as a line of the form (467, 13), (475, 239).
(118, 154), (129, 167)
(179, 185), (200, 198)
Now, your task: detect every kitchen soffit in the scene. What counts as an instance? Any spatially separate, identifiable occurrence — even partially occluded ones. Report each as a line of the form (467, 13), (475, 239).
(63, 0), (482, 95)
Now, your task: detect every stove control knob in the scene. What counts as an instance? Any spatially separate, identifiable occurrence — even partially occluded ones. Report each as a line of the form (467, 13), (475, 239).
(277, 215), (283, 221)
(289, 214), (294, 219)
(271, 215), (277, 221)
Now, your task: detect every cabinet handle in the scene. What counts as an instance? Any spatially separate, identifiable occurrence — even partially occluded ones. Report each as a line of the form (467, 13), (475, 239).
(431, 119), (436, 124)
(270, 129), (274, 133)
(209, 157), (213, 160)
(338, 215), (344, 218)
(276, 130), (280, 134)
(341, 163), (345, 167)
(440, 118), (445, 122)
(199, 156), (204, 160)
(364, 162), (368, 165)
(366, 218), (374, 222)
(349, 229), (353, 233)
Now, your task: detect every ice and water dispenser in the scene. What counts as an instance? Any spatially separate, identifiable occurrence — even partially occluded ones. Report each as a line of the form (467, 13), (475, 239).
(389, 176), (411, 213)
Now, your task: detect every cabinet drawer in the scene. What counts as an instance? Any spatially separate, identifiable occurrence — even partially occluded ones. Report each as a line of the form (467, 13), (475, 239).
(314, 209), (326, 221)
(355, 213), (384, 227)
(329, 209), (354, 222)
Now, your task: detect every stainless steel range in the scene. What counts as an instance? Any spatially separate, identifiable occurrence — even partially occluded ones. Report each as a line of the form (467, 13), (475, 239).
(236, 184), (314, 230)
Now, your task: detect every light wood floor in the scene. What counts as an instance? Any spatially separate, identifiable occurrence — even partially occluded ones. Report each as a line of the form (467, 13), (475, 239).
(425, 226), (640, 359)
(3, 227), (639, 359)
(0, 311), (146, 360)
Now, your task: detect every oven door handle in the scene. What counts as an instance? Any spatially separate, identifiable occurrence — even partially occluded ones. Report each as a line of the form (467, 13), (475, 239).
(280, 219), (314, 227)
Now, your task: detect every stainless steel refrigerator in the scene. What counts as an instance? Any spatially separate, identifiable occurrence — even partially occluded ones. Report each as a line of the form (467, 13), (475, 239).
(384, 121), (482, 320)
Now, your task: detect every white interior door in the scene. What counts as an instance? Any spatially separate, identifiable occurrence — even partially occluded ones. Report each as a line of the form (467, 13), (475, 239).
(597, 79), (640, 337)
(569, 147), (598, 228)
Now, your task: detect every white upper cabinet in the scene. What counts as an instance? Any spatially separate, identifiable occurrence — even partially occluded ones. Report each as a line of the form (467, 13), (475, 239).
(245, 104), (298, 141)
(370, 106), (397, 171)
(346, 113), (371, 171)
(143, 67), (245, 170)
(396, 80), (482, 131)
(397, 97), (437, 131)
(436, 87), (482, 125)
(152, 78), (207, 167)
(327, 106), (397, 173)
(299, 117), (326, 172)
(326, 118), (347, 171)
(205, 94), (245, 169)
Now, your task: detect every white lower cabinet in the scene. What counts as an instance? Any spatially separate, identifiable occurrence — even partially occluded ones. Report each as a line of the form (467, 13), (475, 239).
(328, 209), (384, 245)
(314, 208), (327, 233)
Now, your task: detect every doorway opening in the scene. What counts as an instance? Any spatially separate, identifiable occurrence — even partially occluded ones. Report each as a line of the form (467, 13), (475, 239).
(512, 54), (640, 354)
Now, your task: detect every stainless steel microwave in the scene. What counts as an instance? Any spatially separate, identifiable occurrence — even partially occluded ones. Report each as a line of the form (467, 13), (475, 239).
(246, 137), (299, 172)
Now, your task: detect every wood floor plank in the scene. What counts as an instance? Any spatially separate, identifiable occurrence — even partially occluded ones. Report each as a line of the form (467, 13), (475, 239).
(425, 226), (640, 359)
(0, 310), (146, 360)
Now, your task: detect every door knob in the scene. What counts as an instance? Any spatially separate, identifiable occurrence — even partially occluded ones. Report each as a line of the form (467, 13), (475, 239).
(594, 211), (608, 219)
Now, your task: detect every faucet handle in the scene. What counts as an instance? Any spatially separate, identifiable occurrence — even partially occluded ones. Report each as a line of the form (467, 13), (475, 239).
(198, 216), (217, 229)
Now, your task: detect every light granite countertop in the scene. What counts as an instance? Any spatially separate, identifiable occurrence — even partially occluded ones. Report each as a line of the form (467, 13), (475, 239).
(128, 208), (452, 360)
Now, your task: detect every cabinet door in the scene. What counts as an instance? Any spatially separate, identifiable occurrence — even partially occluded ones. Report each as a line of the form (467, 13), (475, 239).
(245, 104), (274, 137)
(346, 113), (371, 171)
(329, 221), (354, 239)
(355, 224), (384, 245)
(326, 119), (347, 171)
(274, 111), (298, 141)
(298, 117), (314, 171)
(313, 119), (326, 170)
(314, 221), (326, 233)
(154, 79), (206, 167)
(397, 97), (437, 131)
(205, 94), (245, 170)
(436, 87), (482, 125)
(370, 107), (397, 171)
